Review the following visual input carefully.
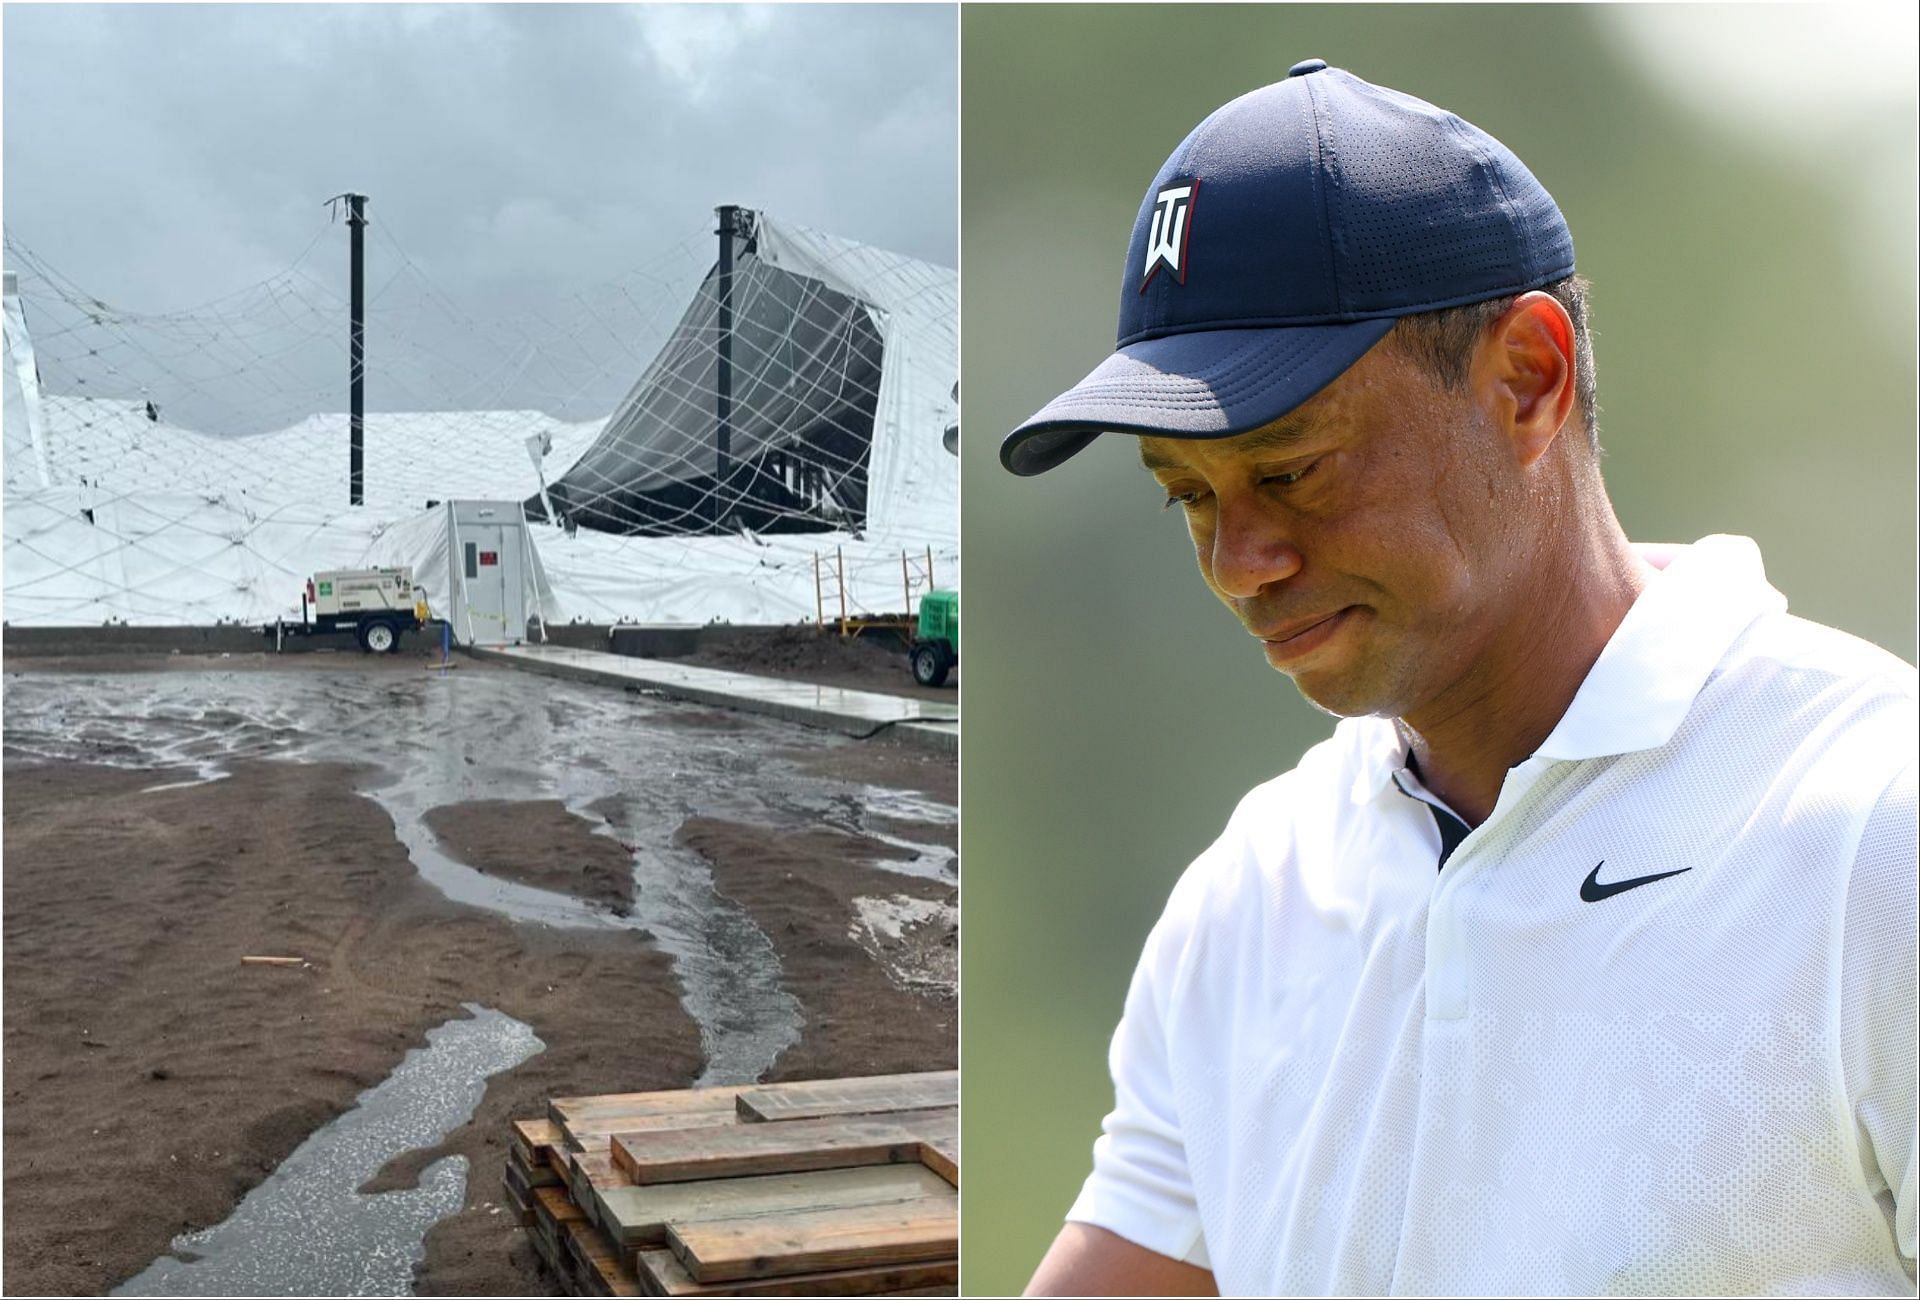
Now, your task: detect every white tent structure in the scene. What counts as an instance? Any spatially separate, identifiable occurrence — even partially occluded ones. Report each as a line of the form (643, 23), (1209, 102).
(364, 500), (561, 646)
(539, 211), (957, 544)
(4, 272), (53, 494)
(2, 212), (956, 630)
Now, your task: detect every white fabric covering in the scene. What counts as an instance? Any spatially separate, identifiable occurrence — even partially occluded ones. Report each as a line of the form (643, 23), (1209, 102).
(1, 214), (956, 627)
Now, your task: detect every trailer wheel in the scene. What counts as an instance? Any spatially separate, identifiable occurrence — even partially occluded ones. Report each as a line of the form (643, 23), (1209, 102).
(911, 642), (950, 688)
(362, 620), (398, 654)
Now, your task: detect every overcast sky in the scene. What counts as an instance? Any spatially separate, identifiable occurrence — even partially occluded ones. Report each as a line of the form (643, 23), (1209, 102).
(2, 3), (956, 424)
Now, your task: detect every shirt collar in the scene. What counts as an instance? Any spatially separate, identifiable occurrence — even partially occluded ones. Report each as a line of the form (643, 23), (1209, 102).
(1349, 534), (1787, 803)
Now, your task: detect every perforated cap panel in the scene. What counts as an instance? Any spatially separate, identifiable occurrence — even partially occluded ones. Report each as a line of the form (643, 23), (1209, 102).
(1322, 75), (1572, 313)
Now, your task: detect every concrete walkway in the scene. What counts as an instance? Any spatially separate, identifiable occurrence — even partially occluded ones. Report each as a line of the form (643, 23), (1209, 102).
(470, 644), (958, 752)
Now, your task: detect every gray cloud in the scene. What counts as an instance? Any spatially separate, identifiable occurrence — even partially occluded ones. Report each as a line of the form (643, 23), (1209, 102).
(3, 3), (956, 423)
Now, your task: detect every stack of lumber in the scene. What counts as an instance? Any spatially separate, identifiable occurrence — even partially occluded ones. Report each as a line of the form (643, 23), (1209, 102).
(506, 1070), (958, 1296)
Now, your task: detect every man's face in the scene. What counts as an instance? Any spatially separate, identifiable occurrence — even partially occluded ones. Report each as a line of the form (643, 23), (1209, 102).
(1140, 336), (1525, 722)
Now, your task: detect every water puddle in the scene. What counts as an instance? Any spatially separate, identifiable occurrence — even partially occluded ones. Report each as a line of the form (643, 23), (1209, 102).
(114, 1006), (542, 1298)
(382, 800), (633, 933)
(849, 896), (958, 997)
(567, 791), (800, 1087)
(859, 785), (959, 826)
(751, 784), (958, 882)
(2, 669), (953, 1085)
(141, 772), (232, 794)
(858, 829), (958, 882)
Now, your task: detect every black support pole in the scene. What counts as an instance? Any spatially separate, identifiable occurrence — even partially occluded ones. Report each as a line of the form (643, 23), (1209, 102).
(347, 193), (368, 507)
(714, 204), (740, 530)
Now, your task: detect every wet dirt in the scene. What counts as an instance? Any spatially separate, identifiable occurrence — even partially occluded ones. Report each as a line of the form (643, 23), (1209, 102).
(849, 896), (960, 997)
(422, 801), (636, 916)
(115, 1006), (544, 1297)
(2, 649), (495, 676)
(769, 738), (958, 802)
(677, 819), (957, 1085)
(2, 757), (700, 1297)
(680, 625), (958, 703)
(3, 659), (956, 1295)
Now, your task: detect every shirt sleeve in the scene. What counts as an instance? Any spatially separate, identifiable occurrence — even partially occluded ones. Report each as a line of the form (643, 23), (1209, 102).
(1840, 761), (1917, 1279)
(1065, 888), (1211, 1269)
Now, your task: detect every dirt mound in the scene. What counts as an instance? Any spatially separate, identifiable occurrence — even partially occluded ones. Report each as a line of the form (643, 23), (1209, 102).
(696, 625), (903, 674)
(683, 625), (955, 701)
(422, 800), (634, 916)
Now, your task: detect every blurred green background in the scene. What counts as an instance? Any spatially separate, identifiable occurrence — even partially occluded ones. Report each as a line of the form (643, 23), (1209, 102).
(959, 4), (1916, 1293)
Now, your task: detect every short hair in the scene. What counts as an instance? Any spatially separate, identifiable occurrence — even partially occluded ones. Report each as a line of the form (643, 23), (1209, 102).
(1390, 274), (1599, 451)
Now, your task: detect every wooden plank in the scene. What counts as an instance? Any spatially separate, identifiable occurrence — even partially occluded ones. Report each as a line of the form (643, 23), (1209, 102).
(510, 1144), (564, 1189)
(531, 1184), (588, 1295)
(506, 1152), (560, 1213)
(552, 1083), (740, 1112)
(633, 1248), (957, 1297)
(556, 1231), (592, 1298)
(536, 1184), (587, 1225)
(565, 1217), (641, 1298)
(569, 1147), (621, 1208)
(919, 1130), (958, 1187)
(556, 1071), (954, 1130)
(568, 1146), (635, 1232)
(560, 1221), (604, 1296)
(614, 1111), (955, 1186)
(514, 1116), (567, 1160)
(596, 1164), (950, 1253)
(564, 1108), (739, 1147)
(551, 1085), (741, 1131)
(504, 1159), (538, 1223)
(733, 1072), (957, 1124)
(669, 1195), (957, 1283)
(527, 1218), (571, 1296)
(515, 1116), (567, 1147)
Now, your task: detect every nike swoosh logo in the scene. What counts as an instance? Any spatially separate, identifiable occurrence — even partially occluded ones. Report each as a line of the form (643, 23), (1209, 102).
(1580, 860), (1691, 902)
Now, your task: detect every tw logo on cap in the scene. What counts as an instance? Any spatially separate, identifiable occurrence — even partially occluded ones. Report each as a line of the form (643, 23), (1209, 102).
(1141, 178), (1200, 292)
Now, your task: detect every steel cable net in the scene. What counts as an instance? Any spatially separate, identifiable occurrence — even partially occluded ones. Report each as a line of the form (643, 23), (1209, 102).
(2, 208), (958, 629)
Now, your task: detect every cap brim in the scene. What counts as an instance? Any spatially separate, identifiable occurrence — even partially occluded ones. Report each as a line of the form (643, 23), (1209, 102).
(1000, 317), (1398, 476)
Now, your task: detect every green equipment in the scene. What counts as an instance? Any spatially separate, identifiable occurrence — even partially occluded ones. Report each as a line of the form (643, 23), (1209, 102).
(910, 589), (959, 687)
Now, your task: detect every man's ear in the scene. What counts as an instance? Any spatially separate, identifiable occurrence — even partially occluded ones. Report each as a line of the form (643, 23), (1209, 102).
(1475, 292), (1576, 467)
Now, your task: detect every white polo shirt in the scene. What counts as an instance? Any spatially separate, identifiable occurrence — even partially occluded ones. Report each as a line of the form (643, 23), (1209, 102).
(1069, 535), (1917, 1295)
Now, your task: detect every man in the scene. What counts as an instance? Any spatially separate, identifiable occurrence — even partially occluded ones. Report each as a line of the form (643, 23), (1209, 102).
(1001, 62), (1915, 1296)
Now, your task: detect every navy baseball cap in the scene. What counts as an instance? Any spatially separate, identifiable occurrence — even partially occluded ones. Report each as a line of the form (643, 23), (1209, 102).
(1001, 60), (1575, 476)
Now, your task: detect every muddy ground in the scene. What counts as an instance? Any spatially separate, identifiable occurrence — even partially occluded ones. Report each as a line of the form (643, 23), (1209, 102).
(6, 619), (957, 702)
(1, 657), (956, 1296)
(682, 624), (958, 702)
(423, 800), (637, 916)
(0, 647), (487, 676)
(680, 819), (957, 1083)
